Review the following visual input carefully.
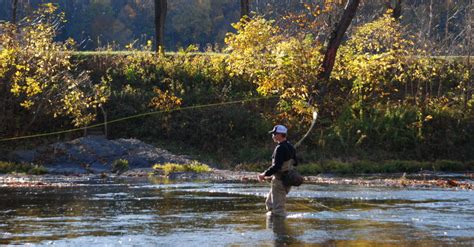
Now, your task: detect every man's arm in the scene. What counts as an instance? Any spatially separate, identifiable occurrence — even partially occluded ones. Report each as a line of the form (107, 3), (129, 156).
(263, 145), (286, 176)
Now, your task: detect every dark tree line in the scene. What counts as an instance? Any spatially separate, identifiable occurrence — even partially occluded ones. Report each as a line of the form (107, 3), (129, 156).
(2, 0), (471, 55)
(153, 0), (249, 51)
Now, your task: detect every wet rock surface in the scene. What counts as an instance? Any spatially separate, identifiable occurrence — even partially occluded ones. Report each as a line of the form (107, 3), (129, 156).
(9, 136), (193, 174)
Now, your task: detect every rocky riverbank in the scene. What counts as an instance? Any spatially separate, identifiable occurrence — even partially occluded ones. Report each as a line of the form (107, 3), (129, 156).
(1, 169), (473, 190)
(8, 136), (194, 174)
(209, 169), (474, 189)
(3, 136), (473, 190)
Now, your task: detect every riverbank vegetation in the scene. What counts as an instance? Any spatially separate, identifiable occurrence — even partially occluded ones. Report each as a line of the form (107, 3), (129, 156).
(297, 160), (474, 175)
(0, 161), (47, 175)
(1, 3), (472, 174)
(111, 159), (130, 174)
(153, 162), (211, 176)
(233, 159), (474, 175)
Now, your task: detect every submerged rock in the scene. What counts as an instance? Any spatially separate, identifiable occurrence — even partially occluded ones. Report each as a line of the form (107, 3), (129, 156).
(9, 136), (193, 174)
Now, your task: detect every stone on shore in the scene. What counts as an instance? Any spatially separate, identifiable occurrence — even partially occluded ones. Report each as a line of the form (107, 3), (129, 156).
(9, 136), (193, 174)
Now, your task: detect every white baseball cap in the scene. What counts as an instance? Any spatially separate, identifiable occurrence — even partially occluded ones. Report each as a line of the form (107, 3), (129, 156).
(269, 125), (288, 134)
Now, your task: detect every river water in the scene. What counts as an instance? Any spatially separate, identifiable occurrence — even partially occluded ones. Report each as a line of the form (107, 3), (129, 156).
(1, 177), (473, 246)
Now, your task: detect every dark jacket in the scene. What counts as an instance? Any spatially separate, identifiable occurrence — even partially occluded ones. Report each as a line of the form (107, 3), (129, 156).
(264, 140), (297, 177)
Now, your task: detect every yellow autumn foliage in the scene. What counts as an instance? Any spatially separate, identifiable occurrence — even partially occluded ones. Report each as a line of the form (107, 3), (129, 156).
(225, 12), (471, 129)
(0, 4), (109, 127)
(225, 16), (323, 123)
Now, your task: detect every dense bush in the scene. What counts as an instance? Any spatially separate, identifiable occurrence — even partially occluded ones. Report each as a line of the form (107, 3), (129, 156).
(0, 161), (47, 175)
(111, 159), (129, 174)
(76, 45), (275, 165)
(22, 42), (472, 169)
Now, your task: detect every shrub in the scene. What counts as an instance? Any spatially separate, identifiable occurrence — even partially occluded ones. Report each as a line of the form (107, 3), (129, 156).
(154, 163), (186, 175)
(28, 165), (48, 175)
(325, 160), (353, 174)
(432, 160), (465, 172)
(112, 159), (129, 174)
(352, 160), (379, 174)
(466, 161), (474, 171)
(0, 3), (109, 135)
(381, 160), (427, 173)
(0, 161), (47, 175)
(153, 162), (211, 176)
(188, 162), (212, 173)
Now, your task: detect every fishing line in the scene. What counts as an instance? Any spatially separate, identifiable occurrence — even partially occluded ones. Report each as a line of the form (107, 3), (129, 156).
(0, 95), (279, 142)
(263, 180), (339, 212)
(294, 109), (318, 148)
(293, 198), (339, 212)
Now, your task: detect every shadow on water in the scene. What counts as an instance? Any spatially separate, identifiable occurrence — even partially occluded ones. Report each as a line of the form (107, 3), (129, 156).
(0, 177), (473, 245)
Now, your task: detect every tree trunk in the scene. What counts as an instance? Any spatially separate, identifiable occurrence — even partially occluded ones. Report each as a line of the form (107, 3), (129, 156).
(154, 0), (167, 52)
(319, 0), (360, 81)
(241, 0), (250, 18)
(101, 105), (108, 139)
(427, 0), (433, 38)
(392, 0), (402, 20)
(445, 0), (450, 54)
(12, 0), (18, 24)
(385, 0), (402, 20)
(296, 0), (360, 148)
(465, 0), (472, 110)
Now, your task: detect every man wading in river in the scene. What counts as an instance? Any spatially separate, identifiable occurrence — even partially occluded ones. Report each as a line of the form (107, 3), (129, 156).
(258, 125), (297, 217)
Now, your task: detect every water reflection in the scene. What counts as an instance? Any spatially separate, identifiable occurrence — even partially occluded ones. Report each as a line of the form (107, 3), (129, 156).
(266, 215), (299, 246)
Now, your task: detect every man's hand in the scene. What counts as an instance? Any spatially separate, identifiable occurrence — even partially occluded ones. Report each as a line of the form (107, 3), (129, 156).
(258, 173), (266, 182)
